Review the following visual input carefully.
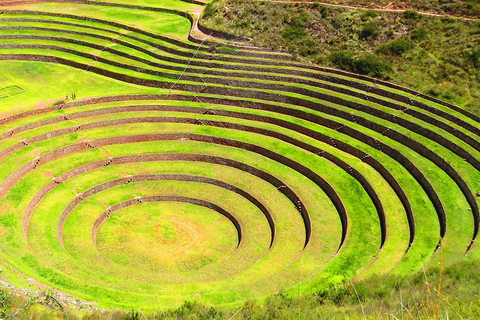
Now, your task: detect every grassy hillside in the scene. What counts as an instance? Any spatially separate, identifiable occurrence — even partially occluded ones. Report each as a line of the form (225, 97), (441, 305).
(275, 0), (480, 18)
(201, 0), (480, 114)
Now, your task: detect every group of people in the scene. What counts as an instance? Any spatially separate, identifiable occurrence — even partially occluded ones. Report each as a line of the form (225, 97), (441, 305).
(66, 93), (76, 100)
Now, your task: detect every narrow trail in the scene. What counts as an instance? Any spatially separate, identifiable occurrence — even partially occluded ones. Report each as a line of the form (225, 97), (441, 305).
(259, 0), (478, 20)
(0, 0), (477, 20)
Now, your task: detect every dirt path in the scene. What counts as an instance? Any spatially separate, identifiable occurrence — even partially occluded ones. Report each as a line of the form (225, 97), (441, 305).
(260, 0), (478, 20)
(190, 7), (259, 48)
(1, 0), (477, 20)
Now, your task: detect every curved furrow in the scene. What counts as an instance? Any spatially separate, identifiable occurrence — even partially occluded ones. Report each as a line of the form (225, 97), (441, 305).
(1, 31), (479, 160)
(0, 94), (457, 250)
(57, 174), (274, 248)
(0, 56), (453, 243)
(0, 16), (288, 59)
(0, 0), (479, 308)
(90, 195), (243, 248)
(3, 5), (480, 132)
(20, 149), (315, 249)
(2, 39), (479, 185)
(4, 114), (384, 249)
(1, 16), (479, 145)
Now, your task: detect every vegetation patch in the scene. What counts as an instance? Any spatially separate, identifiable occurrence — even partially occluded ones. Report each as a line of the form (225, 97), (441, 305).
(201, 0), (480, 109)
(0, 0), (478, 318)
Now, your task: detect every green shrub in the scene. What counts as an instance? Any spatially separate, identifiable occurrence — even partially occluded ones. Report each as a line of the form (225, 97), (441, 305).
(411, 27), (428, 40)
(287, 9), (310, 28)
(123, 310), (140, 320)
(329, 50), (356, 71)
(0, 289), (12, 318)
(168, 301), (222, 319)
(403, 10), (419, 19)
(298, 38), (318, 56)
(355, 54), (392, 78)
(359, 21), (381, 40)
(282, 9), (310, 40)
(202, 0), (218, 19)
(376, 38), (414, 55)
(320, 6), (330, 18)
(329, 51), (391, 78)
(360, 9), (379, 21)
(465, 98), (480, 116)
(282, 26), (307, 40)
(470, 48), (480, 68)
(441, 16), (456, 23)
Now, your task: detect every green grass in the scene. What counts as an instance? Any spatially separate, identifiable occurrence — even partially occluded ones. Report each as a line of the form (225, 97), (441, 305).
(0, 97), (455, 282)
(26, 3), (194, 38)
(0, 61), (164, 114)
(0, 0), (479, 316)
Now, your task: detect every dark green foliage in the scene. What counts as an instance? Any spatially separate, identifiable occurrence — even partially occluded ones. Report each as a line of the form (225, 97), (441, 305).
(360, 9), (379, 21)
(123, 310), (140, 320)
(465, 97), (480, 114)
(467, 2), (480, 15)
(319, 5), (330, 19)
(202, 0), (218, 19)
(291, 36), (319, 56)
(355, 54), (391, 77)
(329, 50), (356, 70)
(282, 26), (307, 40)
(441, 16), (457, 23)
(0, 289), (12, 318)
(359, 21), (381, 40)
(376, 38), (414, 55)
(167, 301), (222, 320)
(470, 47), (480, 68)
(329, 51), (391, 78)
(411, 27), (428, 40)
(403, 10), (419, 19)
(282, 9), (310, 40)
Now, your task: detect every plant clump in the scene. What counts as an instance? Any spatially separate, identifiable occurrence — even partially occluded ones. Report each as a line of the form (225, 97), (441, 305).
(376, 38), (414, 55)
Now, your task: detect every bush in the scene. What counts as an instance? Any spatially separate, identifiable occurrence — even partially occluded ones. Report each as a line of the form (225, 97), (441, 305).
(465, 98), (480, 116)
(411, 27), (428, 40)
(329, 51), (391, 78)
(320, 6), (330, 18)
(360, 9), (379, 21)
(282, 9), (310, 40)
(123, 310), (140, 320)
(359, 21), (381, 40)
(355, 54), (392, 78)
(470, 48), (480, 68)
(0, 289), (12, 318)
(403, 10), (419, 19)
(202, 0), (218, 19)
(282, 26), (307, 40)
(168, 301), (222, 319)
(298, 38), (318, 56)
(329, 50), (356, 71)
(376, 38), (414, 55)
(441, 16), (456, 23)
